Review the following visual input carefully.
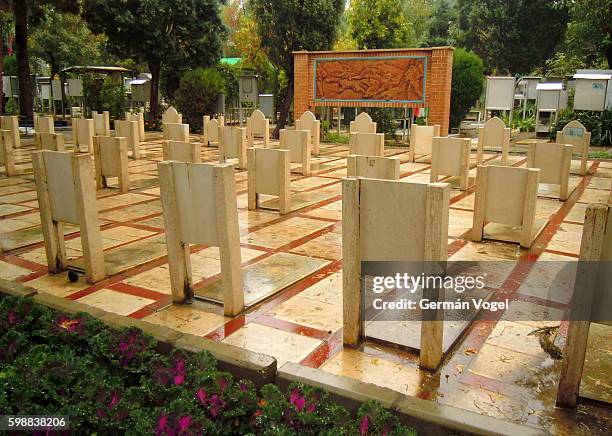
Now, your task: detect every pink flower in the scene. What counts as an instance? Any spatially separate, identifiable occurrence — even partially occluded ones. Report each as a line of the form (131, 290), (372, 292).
(290, 388), (306, 412)
(173, 359), (186, 385)
(360, 416), (370, 435)
(216, 377), (229, 392)
(109, 391), (120, 409)
(157, 414), (168, 433)
(173, 373), (185, 385)
(7, 310), (20, 325)
(196, 388), (207, 405)
(178, 415), (191, 432)
(208, 394), (226, 417)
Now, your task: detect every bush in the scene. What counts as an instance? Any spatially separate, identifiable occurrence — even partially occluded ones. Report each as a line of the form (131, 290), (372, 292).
(550, 109), (612, 147)
(0, 295), (416, 434)
(5, 98), (19, 115)
(216, 63), (240, 104)
(82, 74), (126, 119)
(174, 68), (224, 132)
(450, 48), (484, 129)
(369, 108), (398, 140)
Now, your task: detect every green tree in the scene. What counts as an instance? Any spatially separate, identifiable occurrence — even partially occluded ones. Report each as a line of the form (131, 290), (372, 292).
(83, 0), (226, 117)
(250, 0), (343, 137)
(29, 6), (104, 79)
(423, 0), (457, 46)
(563, 0), (611, 68)
(349, 0), (412, 49)
(450, 48), (484, 129)
(9, 0), (79, 119)
(456, 0), (569, 74)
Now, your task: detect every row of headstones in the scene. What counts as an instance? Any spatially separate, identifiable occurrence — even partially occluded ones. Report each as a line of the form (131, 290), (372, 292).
(31, 145), (611, 377)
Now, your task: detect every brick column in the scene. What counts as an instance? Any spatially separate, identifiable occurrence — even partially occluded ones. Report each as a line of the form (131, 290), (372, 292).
(427, 47), (454, 136)
(293, 51), (310, 120)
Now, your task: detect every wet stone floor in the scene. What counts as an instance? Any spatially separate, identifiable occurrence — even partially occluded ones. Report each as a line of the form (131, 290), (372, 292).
(0, 130), (610, 434)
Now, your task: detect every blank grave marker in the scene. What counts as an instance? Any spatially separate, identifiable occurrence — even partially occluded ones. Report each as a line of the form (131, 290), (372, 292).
(162, 140), (202, 163)
(0, 115), (20, 148)
(125, 112), (145, 141)
(247, 147), (291, 215)
(527, 142), (573, 200)
(279, 129), (312, 176)
(203, 115), (224, 146)
(0, 129), (16, 176)
(114, 120), (141, 159)
(557, 204), (612, 408)
(93, 111), (111, 136)
(471, 165), (545, 247)
(476, 116), (510, 165)
(350, 112), (377, 134)
(246, 109), (270, 148)
(349, 132), (385, 157)
(346, 155), (400, 180)
(430, 136), (471, 190)
(73, 117), (95, 152)
(158, 161), (244, 315)
(32, 150), (105, 283)
(93, 136), (129, 193)
(219, 126), (247, 170)
(343, 177), (450, 370)
(555, 120), (591, 175)
(295, 110), (321, 155)
(162, 106), (182, 129)
(164, 122), (189, 142)
(35, 115), (55, 134)
(34, 132), (65, 151)
(409, 125), (440, 162)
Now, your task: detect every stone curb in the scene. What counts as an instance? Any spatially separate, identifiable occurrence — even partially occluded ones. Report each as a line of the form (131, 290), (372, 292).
(0, 279), (276, 388)
(277, 362), (549, 436)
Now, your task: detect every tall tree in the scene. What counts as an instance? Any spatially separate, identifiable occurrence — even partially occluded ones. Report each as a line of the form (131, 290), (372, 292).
(423, 0), (457, 47)
(9, 0), (78, 119)
(0, 3), (11, 114)
(564, 0), (612, 68)
(349, 0), (412, 49)
(250, 0), (343, 137)
(29, 6), (104, 80)
(83, 0), (226, 117)
(456, 0), (569, 74)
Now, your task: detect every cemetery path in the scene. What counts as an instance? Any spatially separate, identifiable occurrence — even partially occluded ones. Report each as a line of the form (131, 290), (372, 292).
(1, 131), (610, 435)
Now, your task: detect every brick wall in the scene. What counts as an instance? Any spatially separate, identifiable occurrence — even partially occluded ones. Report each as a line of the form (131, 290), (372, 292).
(293, 47), (454, 135)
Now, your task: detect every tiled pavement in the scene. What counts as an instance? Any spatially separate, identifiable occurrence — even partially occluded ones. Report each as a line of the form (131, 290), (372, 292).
(1, 130), (611, 434)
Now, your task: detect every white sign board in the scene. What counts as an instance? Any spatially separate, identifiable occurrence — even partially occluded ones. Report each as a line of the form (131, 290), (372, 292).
(51, 79), (62, 101)
(67, 79), (83, 97)
(573, 78), (609, 111)
(485, 77), (516, 111)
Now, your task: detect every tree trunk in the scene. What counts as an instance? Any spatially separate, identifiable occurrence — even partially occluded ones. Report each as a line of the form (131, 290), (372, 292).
(148, 61), (161, 119)
(13, 1), (33, 120)
(273, 76), (293, 139)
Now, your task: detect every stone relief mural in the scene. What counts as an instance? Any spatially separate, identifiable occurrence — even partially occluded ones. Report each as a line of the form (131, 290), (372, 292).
(314, 57), (426, 102)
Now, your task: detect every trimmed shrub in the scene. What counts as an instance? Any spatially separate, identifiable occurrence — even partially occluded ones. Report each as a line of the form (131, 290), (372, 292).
(5, 97), (19, 115)
(450, 48), (484, 129)
(174, 68), (224, 132)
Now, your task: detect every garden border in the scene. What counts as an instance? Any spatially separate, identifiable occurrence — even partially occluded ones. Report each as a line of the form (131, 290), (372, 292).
(0, 279), (546, 435)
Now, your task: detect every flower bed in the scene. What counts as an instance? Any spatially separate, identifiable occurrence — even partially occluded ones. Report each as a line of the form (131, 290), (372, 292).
(0, 296), (416, 435)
